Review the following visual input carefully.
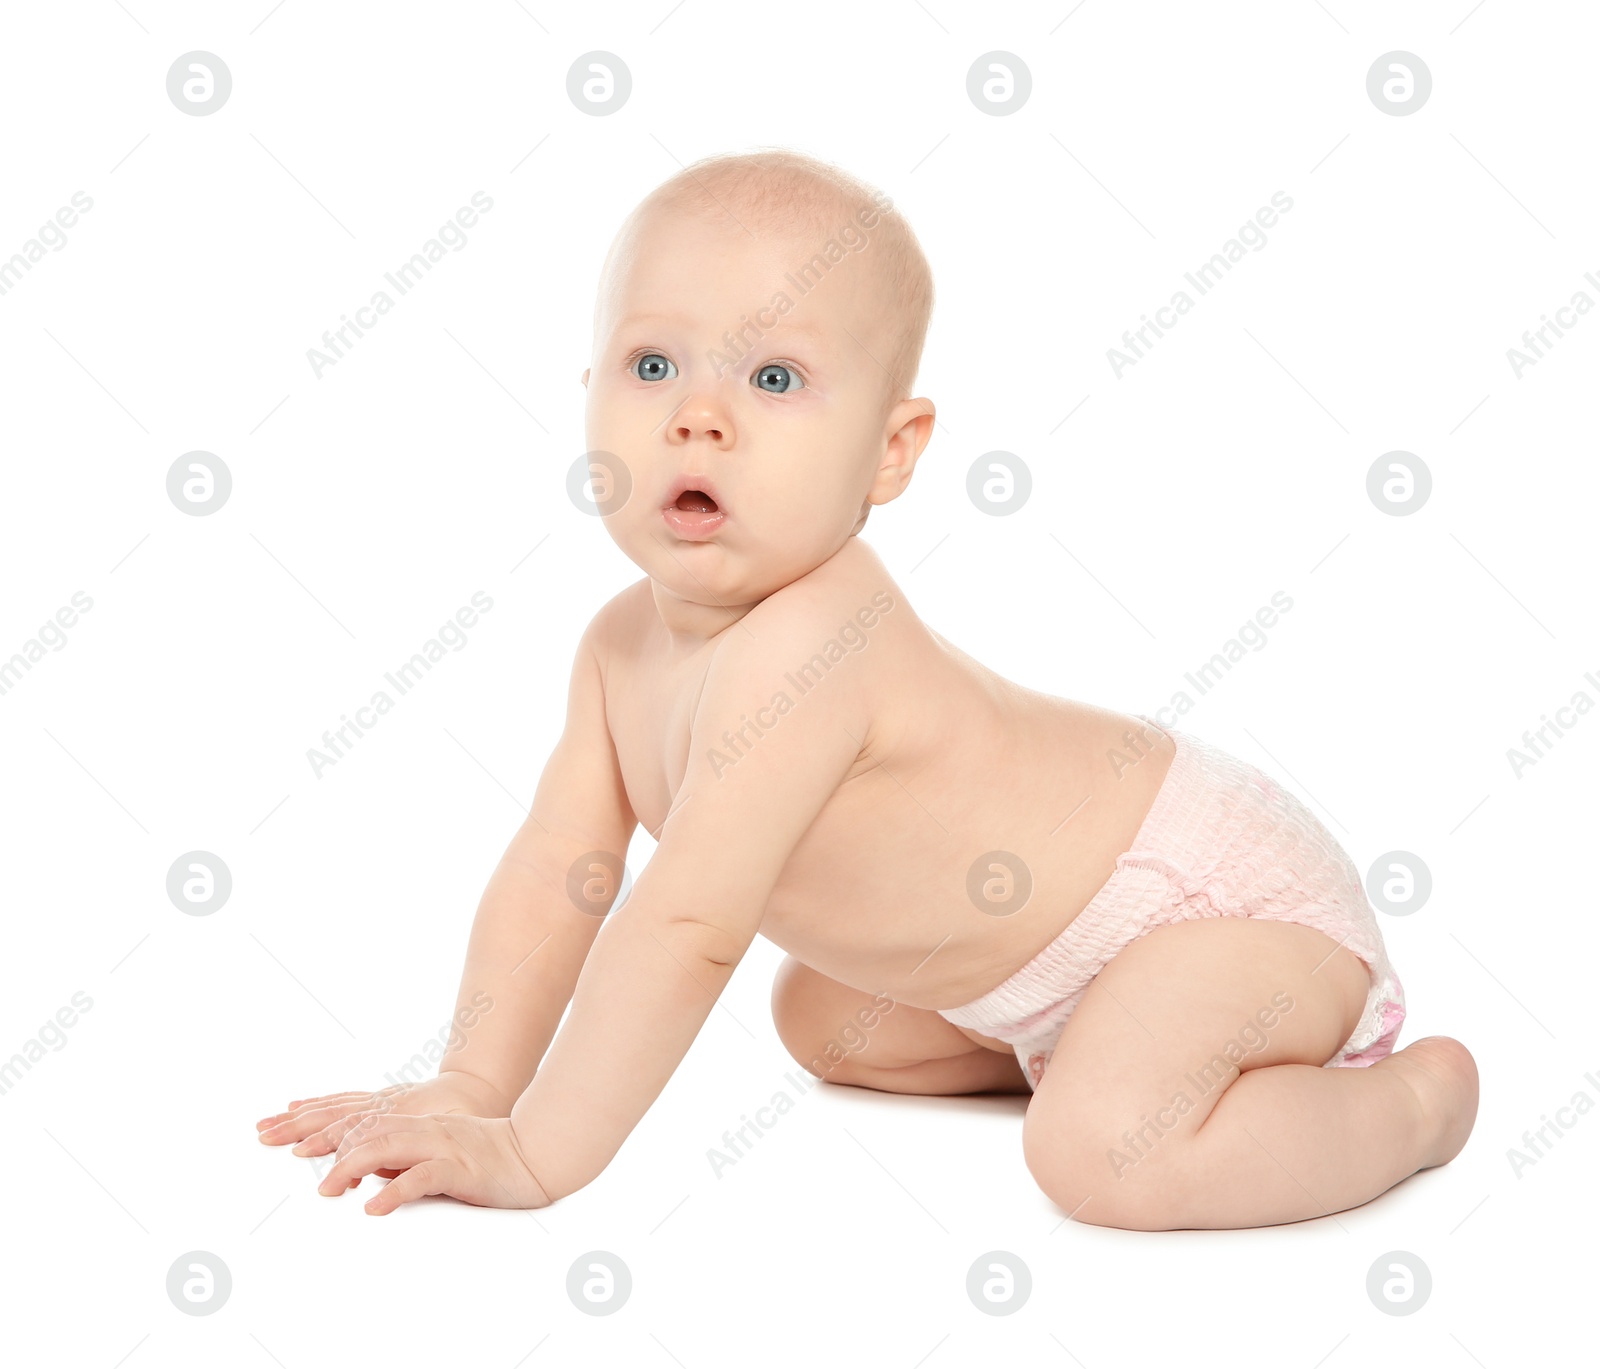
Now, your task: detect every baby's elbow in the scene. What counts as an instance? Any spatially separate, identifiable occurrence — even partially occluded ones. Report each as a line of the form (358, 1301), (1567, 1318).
(659, 915), (749, 969)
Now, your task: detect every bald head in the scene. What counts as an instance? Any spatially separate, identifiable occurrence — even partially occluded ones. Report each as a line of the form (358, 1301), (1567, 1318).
(594, 149), (935, 417)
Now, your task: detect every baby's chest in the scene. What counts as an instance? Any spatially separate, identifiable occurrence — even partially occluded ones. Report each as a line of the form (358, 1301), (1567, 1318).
(604, 653), (875, 848)
(605, 669), (703, 838)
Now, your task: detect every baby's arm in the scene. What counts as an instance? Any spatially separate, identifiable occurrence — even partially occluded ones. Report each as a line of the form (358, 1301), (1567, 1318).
(502, 596), (871, 1201)
(317, 589), (872, 1207)
(430, 613), (639, 1105)
(258, 608), (637, 1153)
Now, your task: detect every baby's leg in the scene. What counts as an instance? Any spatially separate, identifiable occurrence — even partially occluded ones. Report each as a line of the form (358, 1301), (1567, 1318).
(1022, 918), (1478, 1230)
(772, 955), (1031, 1095)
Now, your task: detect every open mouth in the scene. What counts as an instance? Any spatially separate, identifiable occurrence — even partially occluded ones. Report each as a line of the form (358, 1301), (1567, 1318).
(662, 486), (727, 538)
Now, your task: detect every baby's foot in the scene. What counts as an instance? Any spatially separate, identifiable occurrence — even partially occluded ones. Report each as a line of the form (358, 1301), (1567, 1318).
(1372, 1036), (1479, 1170)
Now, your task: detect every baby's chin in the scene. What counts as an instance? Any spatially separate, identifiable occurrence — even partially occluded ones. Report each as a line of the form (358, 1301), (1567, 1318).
(651, 540), (836, 601)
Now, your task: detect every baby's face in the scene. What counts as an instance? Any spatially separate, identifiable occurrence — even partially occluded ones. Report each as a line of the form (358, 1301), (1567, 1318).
(583, 204), (926, 614)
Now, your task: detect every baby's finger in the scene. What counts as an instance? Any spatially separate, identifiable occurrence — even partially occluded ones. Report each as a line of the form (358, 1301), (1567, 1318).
(351, 1168), (406, 1188)
(342, 1168), (403, 1189)
(317, 1130), (436, 1197)
(295, 1083), (409, 1107)
(282, 1091), (372, 1112)
(363, 1159), (452, 1216)
(259, 1106), (346, 1145)
(332, 1111), (429, 1161)
(292, 1106), (395, 1157)
(257, 1092), (371, 1130)
(260, 1099), (377, 1147)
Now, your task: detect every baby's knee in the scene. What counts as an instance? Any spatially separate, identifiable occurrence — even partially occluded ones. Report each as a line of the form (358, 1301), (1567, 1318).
(770, 957), (871, 1079)
(1025, 1145), (1193, 1231)
(1023, 1093), (1198, 1231)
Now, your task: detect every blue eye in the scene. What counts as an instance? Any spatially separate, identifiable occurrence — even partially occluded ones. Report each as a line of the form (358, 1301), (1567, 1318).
(752, 363), (804, 393)
(632, 353), (677, 382)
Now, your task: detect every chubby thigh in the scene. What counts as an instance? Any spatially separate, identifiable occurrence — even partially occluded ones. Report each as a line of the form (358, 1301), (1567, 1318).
(1021, 917), (1370, 1179)
(771, 955), (1028, 1093)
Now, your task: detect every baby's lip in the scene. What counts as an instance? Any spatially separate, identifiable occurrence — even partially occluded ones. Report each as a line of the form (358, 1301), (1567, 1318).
(662, 473), (726, 513)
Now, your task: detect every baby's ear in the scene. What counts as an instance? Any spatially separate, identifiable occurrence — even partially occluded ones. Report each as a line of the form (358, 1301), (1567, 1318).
(580, 367), (590, 388)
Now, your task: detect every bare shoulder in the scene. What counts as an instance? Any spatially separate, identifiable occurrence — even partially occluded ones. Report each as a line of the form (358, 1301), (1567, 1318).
(732, 537), (910, 656)
(677, 542), (910, 773)
(581, 576), (656, 663)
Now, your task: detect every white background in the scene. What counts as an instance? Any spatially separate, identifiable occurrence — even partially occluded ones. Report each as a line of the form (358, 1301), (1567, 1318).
(2, 0), (1594, 1364)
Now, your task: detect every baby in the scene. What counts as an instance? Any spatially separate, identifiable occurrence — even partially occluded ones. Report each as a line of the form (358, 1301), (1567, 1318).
(256, 149), (1478, 1230)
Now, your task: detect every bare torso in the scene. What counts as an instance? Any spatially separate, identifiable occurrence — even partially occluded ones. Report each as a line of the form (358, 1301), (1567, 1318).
(598, 538), (1176, 1039)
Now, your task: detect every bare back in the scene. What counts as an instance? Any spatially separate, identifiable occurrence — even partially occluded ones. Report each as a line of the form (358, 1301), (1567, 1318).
(596, 537), (1176, 1012)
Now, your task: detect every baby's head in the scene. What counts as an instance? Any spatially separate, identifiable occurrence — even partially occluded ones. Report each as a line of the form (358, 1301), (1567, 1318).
(582, 149), (935, 617)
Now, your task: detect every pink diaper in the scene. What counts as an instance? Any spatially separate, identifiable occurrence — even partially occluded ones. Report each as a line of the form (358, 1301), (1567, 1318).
(937, 717), (1407, 1092)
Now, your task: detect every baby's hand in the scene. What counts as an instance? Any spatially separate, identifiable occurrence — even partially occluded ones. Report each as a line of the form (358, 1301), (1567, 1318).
(255, 1071), (511, 1163)
(315, 1113), (551, 1215)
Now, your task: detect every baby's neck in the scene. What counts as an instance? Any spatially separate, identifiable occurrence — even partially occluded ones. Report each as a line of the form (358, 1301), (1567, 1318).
(649, 579), (761, 652)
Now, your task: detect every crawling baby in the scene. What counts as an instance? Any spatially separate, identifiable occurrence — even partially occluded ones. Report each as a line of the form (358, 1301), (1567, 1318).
(257, 149), (1478, 1230)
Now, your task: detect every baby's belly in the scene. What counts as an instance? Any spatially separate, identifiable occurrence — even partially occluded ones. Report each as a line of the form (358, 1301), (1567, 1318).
(759, 715), (1177, 1010)
(759, 869), (1092, 1011)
